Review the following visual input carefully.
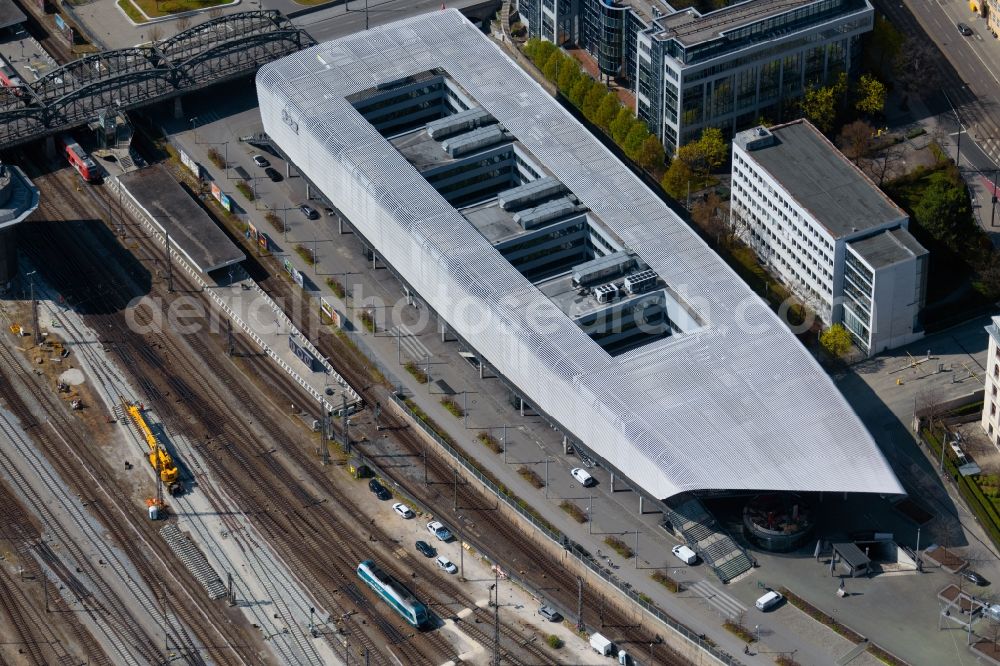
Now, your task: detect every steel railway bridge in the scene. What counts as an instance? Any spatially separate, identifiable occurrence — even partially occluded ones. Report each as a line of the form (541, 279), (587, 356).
(0, 10), (315, 149)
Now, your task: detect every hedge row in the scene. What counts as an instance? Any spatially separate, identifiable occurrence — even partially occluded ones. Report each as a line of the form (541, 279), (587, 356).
(921, 428), (1000, 552)
(522, 39), (665, 172)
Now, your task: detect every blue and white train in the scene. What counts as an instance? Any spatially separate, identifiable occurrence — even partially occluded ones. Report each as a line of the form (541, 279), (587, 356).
(357, 559), (429, 628)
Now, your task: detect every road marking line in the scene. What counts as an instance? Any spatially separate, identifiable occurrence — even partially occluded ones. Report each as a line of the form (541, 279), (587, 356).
(688, 579), (747, 618)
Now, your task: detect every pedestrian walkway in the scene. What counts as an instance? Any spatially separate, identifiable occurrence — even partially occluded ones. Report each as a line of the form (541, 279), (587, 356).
(686, 580), (747, 620)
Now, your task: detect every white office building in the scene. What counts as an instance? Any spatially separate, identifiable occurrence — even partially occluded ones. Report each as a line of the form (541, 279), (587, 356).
(982, 316), (1000, 444)
(731, 119), (927, 356)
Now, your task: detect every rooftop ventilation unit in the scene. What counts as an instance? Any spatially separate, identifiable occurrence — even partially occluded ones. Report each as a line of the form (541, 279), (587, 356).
(442, 125), (509, 157)
(572, 251), (635, 287)
(594, 283), (619, 304)
(744, 126), (776, 151)
(426, 108), (497, 140)
(513, 197), (580, 229)
(624, 270), (658, 295)
(498, 177), (567, 211)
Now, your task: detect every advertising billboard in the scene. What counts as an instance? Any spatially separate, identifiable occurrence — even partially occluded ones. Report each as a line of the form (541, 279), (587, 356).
(320, 298), (340, 327)
(179, 149), (201, 179)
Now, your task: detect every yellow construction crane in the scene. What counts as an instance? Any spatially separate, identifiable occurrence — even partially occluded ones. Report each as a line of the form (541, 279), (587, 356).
(122, 399), (181, 497)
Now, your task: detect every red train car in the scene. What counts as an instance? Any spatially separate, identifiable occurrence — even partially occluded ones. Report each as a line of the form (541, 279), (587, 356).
(0, 55), (25, 96)
(58, 134), (99, 182)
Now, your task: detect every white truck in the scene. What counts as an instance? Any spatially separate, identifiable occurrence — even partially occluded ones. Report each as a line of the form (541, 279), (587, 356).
(590, 632), (614, 656)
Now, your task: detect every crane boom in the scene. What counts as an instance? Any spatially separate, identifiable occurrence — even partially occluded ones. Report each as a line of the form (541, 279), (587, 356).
(122, 399), (181, 495)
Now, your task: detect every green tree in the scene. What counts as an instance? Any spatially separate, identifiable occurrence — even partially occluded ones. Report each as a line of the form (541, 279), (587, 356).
(610, 107), (634, 145)
(568, 76), (594, 108)
(637, 134), (666, 171)
(523, 38), (541, 62)
(557, 58), (582, 94)
(912, 169), (974, 250)
(595, 93), (621, 131)
(526, 38), (556, 67)
(855, 74), (887, 116)
(800, 84), (837, 133)
(582, 83), (607, 122)
(820, 324), (853, 359)
(696, 126), (727, 172)
(661, 157), (693, 200)
(674, 127), (728, 181)
(623, 122), (649, 160)
(542, 50), (564, 82)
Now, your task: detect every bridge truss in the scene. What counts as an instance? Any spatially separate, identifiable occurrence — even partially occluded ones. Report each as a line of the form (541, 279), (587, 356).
(0, 10), (315, 148)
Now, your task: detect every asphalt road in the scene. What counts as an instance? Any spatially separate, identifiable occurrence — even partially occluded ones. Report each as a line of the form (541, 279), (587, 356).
(878, 0), (1000, 172)
(292, 0), (495, 43)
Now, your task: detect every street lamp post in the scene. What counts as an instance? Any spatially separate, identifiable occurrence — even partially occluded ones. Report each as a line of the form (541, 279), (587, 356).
(991, 170), (998, 227)
(942, 88), (967, 167)
(190, 116), (199, 143)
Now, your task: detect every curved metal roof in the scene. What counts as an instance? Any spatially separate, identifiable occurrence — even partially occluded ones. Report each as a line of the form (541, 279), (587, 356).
(256, 9), (902, 499)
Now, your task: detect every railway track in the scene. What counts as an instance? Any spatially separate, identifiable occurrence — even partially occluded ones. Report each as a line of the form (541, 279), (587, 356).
(21, 167), (456, 666)
(0, 384), (160, 665)
(25, 158), (684, 664)
(7, 166), (259, 666)
(247, 234), (693, 664)
(45, 291), (342, 666)
(98, 151), (679, 664)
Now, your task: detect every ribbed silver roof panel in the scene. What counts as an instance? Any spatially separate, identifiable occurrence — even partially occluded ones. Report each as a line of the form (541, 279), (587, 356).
(255, 10), (902, 499)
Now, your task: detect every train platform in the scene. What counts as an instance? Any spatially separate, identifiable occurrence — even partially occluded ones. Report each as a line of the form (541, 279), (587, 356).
(108, 172), (359, 419)
(117, 165), (245, 275)
(209, 277), (360, 416)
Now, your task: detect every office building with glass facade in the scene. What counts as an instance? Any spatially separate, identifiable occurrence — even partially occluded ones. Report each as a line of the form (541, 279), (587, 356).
(518, 0), (874, 153)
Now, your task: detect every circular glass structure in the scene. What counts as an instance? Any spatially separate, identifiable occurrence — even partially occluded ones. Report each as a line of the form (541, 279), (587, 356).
(743, 494), (813, 552)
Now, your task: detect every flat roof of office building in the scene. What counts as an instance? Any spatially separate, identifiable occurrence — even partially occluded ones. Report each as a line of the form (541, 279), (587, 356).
(653, 0), (816, 46)
(257, 9), (902, 499)
(118, 165), (245, 274)
(735, 119), (907, 240)
(848, 227), (927, 269)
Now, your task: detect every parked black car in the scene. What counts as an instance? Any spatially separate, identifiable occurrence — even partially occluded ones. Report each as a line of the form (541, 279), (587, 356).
(962, 569), (988, 586)
(415, 540), (436, 558)
(300, 204), (320, 220)
(368, 478), (391, 500)
(264, 167), (283, 182)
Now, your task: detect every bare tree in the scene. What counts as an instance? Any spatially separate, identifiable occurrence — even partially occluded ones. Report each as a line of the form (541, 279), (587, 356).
(208, 7), (224, 19)
(864, 142), (904, 188)
(176, 16), (191, 32)
(692, 192), (727, 244)
(147, 24), (163, 44)
(915, 386), (947, 435)
(838, 120), (875, 165)
(895, 37), (942, 94)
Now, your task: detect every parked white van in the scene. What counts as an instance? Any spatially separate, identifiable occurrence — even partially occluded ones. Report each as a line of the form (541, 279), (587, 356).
(671, 544), (698, 565)
(589, 632), (613, 656)
(755, 590), (783, 611)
